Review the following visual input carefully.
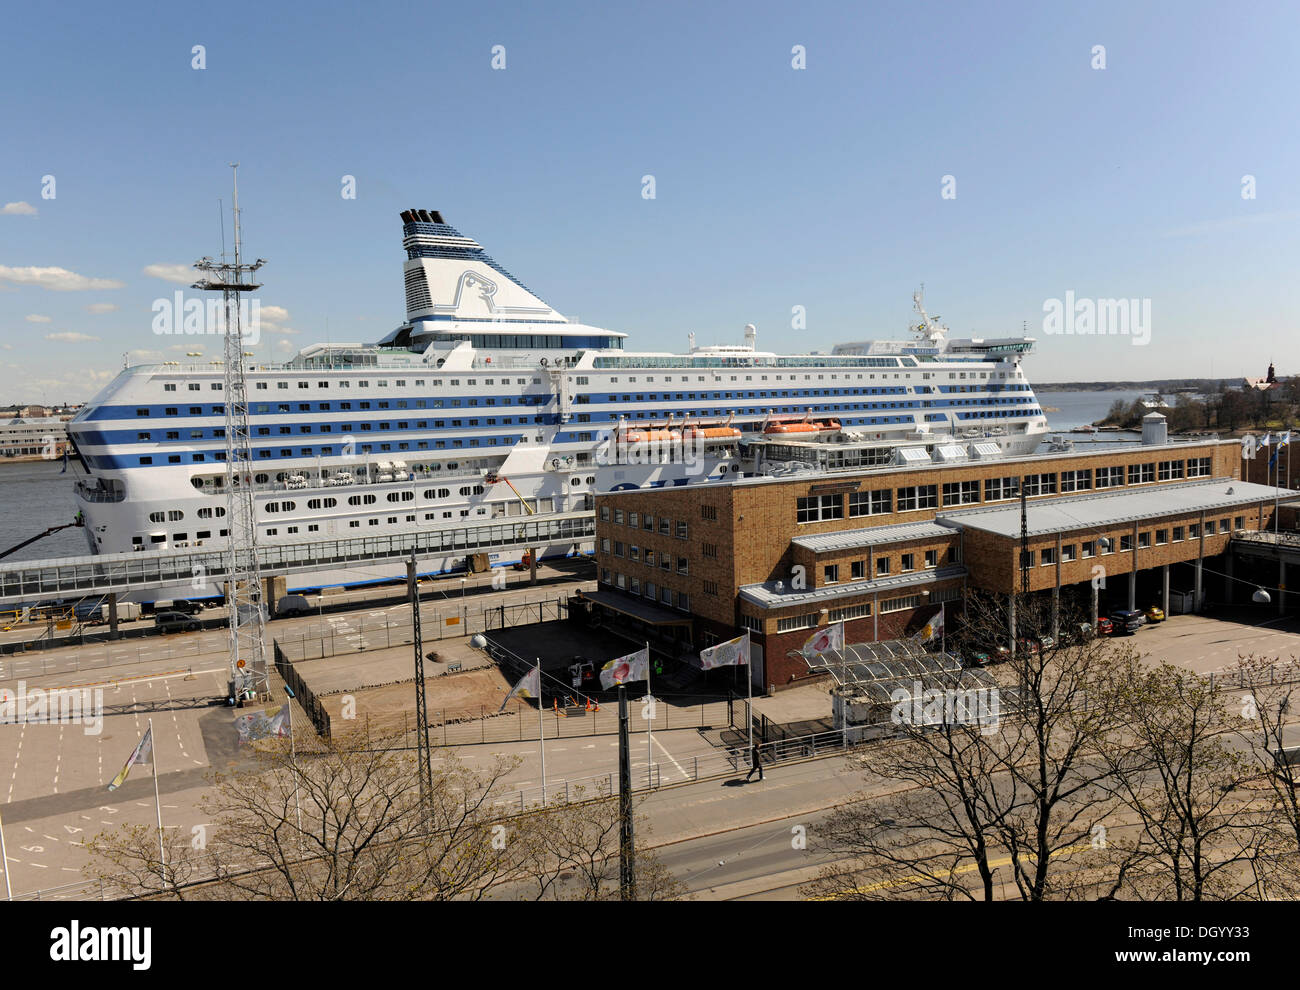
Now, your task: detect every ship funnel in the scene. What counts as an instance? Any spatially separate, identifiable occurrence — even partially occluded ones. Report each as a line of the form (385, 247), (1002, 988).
(744, 323), (756, 349)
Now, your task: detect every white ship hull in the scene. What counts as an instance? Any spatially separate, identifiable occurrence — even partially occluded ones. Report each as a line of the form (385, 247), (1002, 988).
(68, 210), (1050, 600)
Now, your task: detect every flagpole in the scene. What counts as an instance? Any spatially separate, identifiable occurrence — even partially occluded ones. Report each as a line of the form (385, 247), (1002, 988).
(0, 807), (11, 901)
(536, 659), (546, 804)
(645, 641), (653, 791)
(746, 630), (753, 756)
(286, 695), (303, 853)
(149, 718), (164, 872)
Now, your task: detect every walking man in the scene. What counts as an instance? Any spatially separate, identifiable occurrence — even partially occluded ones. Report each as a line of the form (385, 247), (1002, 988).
(745, 743), (764, 782)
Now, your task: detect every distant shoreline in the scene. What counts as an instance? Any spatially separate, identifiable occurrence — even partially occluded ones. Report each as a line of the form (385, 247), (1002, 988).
(1036, 379), (1235, 392)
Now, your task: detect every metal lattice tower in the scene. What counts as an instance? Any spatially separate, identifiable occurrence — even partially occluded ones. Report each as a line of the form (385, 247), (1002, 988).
(192, 164), (269, 698)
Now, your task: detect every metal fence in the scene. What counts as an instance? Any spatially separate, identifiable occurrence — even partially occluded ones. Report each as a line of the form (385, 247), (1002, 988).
(329, 694), (732, 748)
(492, 727), (848, 811)
(273, 594), (577, 663)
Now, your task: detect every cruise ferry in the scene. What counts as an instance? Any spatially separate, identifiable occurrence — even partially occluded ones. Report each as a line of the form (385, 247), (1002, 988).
(66, 209), (1049, 592)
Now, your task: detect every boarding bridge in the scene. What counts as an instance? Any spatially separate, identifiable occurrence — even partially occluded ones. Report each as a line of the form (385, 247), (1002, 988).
(0, 511), (594, 605)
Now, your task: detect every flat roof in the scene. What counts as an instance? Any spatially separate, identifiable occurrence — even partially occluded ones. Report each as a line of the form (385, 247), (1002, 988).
(937, 478), (1282, 538)
(580, 589), (693, 626)
(739, 563), (966, 609)
(792, 521), (957, 554)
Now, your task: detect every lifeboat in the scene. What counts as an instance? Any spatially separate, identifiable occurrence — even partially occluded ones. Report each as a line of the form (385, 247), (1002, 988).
(683, 425), (742, 440)
(622, 428), (681, 444)
(763, 418), (842, 437)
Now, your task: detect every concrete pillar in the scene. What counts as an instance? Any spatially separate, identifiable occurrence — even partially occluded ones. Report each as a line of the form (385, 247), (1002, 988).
(107, 592), (120, 639)
(1224, 552), (1234, 605)
(264, 574), (287, 616)
(1008, 594), (1017, 658)
(1280, 560), (1287, 617)
(1090, 581), (1098, 629)
(872, 593), (878, 642)
(1162, 564), (1170, 613)
(1194, 558), (1203, 613)
(1127, 571), (1136, 612)
(1051, 585), (1060, 640)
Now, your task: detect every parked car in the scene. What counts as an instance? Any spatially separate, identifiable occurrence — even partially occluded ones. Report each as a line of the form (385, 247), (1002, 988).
(155, 611), (201, 634)
(1094, 617), (1114, 636)
(1016, 638), (1042, 656)
(275, 594), (312, 618)
(155, 599), (203, 616)
(1109, 609), (1146, 634)
(1036, 634), (1056, 650)
(1144, 604), (1166, 623)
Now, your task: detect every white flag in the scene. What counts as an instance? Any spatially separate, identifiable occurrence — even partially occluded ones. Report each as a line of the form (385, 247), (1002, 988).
(915, 606), (945, 643)
(500, 665), (541, 712)
(108, 727), (153, 791)
(699, 634), (749, 670)
(801, 623), (843, 662)
(600, 648), (649, 690)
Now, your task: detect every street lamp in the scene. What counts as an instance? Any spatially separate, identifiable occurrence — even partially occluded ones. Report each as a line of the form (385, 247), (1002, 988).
(1252, 587), (1272, 604)
(460, 578), (467, 600)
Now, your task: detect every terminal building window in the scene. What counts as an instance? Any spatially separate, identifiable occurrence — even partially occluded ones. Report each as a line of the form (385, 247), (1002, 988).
(897, 485), (937, 512)
(1061, 469), (1092, 493)
(797, 494), (844, 523)
(942, 480), (979, 506)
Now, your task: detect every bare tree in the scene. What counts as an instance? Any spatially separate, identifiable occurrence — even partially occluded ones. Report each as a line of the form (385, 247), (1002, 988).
(1095, 659), (1267, 900)
(806, 592), (1133, 901)
(511, 785), (687, 901)
(90, 733), (527, 901)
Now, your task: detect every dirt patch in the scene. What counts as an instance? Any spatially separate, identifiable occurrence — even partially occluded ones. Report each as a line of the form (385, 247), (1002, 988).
(320, 667), (512, 723)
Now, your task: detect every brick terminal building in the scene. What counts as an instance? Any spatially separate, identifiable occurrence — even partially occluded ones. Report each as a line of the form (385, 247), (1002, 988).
(586, 432), (1289, 692)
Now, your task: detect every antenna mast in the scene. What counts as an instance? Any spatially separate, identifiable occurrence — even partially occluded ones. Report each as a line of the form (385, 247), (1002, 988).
(193, 163), (270, 700)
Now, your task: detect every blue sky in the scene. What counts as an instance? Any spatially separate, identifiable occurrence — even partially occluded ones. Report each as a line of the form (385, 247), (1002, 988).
(3, 0), (1298, 402)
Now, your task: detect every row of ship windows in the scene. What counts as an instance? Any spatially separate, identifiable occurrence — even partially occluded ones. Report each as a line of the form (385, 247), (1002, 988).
(155, 370), (1025, 396)
(161, 377), (544, 393)
(793, 459), (1216, 521)
(113, 398), (1038, 446)
(118, 381), (1033, 420)
(133, 508), (502, 546)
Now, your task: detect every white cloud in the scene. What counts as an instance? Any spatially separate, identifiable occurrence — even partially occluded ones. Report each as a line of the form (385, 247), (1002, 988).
(45, 331), (101, 342)
(0, 265), (125, 291)
(1, 202), (38, 216)
(275, 339), (294, 352)
(128, 349), (164, 362)
(85, 302), (119, 314)
(24, 314), (52, 323)
(257, 303), (300, 335)
(142, 263), (195, 284)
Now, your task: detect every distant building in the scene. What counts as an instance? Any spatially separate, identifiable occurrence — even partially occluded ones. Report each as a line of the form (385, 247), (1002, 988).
(0, 417), (68, 458)
(1245, 362), (1281, 392)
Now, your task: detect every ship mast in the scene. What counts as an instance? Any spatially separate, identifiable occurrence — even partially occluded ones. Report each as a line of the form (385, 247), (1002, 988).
(912, 286), (948, 347)
(192, 163), (270, 700)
